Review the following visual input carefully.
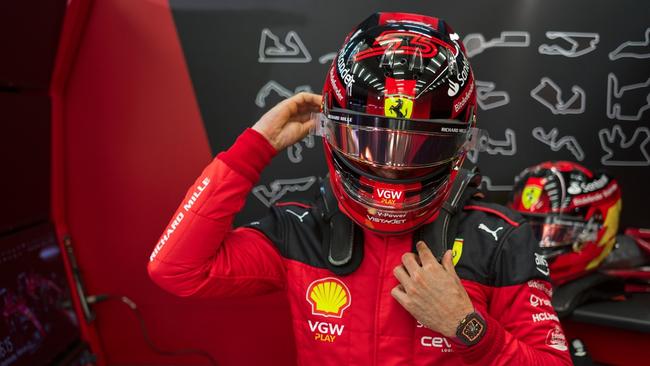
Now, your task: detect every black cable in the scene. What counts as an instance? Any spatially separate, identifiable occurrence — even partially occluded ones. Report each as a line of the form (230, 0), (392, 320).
(90, 295), (218, 366)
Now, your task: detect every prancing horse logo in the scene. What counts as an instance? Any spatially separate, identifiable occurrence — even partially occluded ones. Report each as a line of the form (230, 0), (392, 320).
(390, 99), (406, 118)
(384, 96), (413, 118)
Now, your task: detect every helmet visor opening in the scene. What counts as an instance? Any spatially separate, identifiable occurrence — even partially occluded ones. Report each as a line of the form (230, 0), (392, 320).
(323, 108), (470, 168)
(526, 214), (602, 249)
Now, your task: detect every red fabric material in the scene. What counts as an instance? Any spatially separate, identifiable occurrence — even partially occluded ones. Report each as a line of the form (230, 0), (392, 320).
(56, 1), (294, 364)
(217, 128), (277, 183)
(149, 131), (572, 365)
(457, 280), (570, 365)
(50, 0), (105, 362)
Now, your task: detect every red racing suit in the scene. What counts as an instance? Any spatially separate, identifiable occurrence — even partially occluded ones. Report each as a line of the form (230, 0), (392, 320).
(148, 129), (572, 366)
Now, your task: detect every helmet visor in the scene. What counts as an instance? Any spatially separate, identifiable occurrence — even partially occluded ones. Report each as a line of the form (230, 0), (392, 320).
(322, 108), (471, 169)
(526, 214), (601, 249)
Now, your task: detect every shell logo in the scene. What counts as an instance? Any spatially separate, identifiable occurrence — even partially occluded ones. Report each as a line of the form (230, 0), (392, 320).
(306, 277), (351, 318)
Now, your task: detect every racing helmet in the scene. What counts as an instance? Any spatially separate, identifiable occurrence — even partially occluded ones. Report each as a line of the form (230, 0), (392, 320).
(321, 12), (477, 234)
(509, 161), (622, 285)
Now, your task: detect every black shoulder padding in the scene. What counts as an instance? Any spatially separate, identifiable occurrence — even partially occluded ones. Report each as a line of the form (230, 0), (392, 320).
(245, 176), (364, 276)
(245, 201), (328, 270)
(459, 199), (549, 286)
(441, 197), (548, 287)
(491, 220), (551, 286)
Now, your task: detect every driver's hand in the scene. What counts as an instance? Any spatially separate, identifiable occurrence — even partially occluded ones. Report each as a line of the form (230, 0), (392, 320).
(252, 92), (322, 151)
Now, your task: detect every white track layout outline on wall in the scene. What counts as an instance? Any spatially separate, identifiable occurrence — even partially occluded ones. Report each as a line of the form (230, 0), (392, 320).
(532, 127), (585, 161)
(479, 176), (514, 192)
(255, 80), (313, 108)
(606, 73), (650, 121)
(475, 80), (510, 110)
(609, 28), (650, 60)
(599, 125), (650, 166)
(531, 77), (586, 115)
(252, 176), (318, 207)
(258, 28), (312, 63)
(538, 32), (600, 58)
(463, 31), (530, 58)
(287, 135), (316, 163)
(319, 52), (337, 64)
(467, 128), (517, 163)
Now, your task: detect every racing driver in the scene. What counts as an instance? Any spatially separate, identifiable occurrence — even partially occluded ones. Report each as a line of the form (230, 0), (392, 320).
(148, 12), (572, 365)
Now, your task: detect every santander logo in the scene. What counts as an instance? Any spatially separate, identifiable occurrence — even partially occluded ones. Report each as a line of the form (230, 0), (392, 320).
(374, 188), (405, 205)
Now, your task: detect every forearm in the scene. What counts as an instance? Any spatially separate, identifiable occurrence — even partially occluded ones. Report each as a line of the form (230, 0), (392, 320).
(147, 129), (279, 295)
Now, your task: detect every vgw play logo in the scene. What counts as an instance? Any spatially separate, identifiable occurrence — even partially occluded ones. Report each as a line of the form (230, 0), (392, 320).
(305, 278), (351, 343)
(373, 188), (405, 206)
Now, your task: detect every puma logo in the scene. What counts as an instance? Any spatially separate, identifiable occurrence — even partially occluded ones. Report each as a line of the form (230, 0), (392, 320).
(286, 209), (309, 223)
(478, 223), (503, 241)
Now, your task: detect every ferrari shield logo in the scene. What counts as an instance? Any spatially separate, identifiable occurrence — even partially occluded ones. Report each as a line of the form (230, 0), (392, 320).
(452, 239), (463, 266)
(522, 185), (542, 210)
(384, 97), (413, 118)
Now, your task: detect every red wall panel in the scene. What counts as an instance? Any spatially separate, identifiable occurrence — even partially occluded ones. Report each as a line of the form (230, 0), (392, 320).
(58, 0), (295, 364)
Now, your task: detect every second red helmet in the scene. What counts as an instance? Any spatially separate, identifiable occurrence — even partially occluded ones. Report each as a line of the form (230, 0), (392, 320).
(509, 161), (623, 285)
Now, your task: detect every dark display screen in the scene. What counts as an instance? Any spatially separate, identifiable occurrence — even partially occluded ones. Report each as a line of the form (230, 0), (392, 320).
(0, 223), (80, 366)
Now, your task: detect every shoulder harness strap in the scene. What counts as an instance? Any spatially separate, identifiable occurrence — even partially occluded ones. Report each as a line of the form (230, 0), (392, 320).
(315, 176), (364, 276)
(413, 168), (481, 260)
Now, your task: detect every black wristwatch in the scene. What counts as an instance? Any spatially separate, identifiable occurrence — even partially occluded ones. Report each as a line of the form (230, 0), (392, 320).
(454, 311), (487, 346)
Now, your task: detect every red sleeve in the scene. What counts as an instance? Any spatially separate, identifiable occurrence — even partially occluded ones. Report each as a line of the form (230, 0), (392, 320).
(147, 128), (287, 298)
(458, 280), (572, 366)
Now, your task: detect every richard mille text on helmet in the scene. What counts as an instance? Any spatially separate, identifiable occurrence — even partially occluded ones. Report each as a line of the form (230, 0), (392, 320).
(148, 12), (571, 365)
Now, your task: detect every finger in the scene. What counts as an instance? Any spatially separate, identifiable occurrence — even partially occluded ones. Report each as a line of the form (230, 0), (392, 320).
(291, 112), (316, 124)
(416, 241), (439, 268)
(401, 252), (421, 276)
(291, 92), (322, 114)
(297, 98), (322, 115)
(296, 92), (323, 108)
(441, 250), (458, 277)
(390, 285), (410, 308)
(274, 93), (322, 126)
(393, 265), (412, 286)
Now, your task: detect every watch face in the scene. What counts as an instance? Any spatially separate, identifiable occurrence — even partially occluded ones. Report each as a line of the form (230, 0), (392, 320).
(457, 313), (486, 346)
(462, 318), (484, 341)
